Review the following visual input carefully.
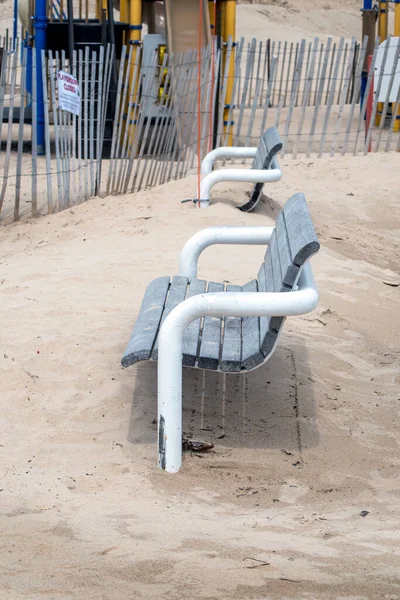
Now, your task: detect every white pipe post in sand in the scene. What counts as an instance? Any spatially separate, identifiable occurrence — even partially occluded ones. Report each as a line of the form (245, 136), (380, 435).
(157, 263), (319, 473)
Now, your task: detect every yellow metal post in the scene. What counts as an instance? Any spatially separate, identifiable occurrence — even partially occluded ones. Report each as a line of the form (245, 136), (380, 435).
(127, 0), (142, 148)
(208, 0), (215, 34)
(376, 0), (388, 125)
(394, 0), (400, 132)
(223, 0), (236, 145)
(378, 0), (388, 40)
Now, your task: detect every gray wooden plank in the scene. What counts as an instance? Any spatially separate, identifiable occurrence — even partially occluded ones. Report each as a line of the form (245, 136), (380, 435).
(241, 279), (264, 370)
(198, 282), (224, 370)
(263, 230), (285, 334)
(152, 275), (189, 360)
(275, 211), (299, 287)
(182, 279), (207, 367)
(121, 276), (170, 367)
(282, 193), (320, 266)
(221, 285), (242, 373)
(257, 250), (280, 355)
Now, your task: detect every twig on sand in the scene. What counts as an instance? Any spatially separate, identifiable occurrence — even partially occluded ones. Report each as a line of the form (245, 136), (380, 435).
(242, 557), (270, 569)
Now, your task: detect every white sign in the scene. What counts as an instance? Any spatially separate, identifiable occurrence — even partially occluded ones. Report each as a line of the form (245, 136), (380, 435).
(57, 70), (80, 116)
(374, 38), (400, 103)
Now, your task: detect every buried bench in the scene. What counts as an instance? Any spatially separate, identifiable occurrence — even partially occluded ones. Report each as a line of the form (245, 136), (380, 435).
(196, 126), (283, 211)
(121, 192), (320, 473)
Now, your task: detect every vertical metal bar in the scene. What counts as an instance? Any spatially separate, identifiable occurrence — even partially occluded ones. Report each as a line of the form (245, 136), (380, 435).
(77, 48), (83, 201)
(83, 45), (90, 199)
(41, 49), (53, 213)
(89, 50), (97, 196)
(50, 51), (63, 210)
(31, 47), (38, 217)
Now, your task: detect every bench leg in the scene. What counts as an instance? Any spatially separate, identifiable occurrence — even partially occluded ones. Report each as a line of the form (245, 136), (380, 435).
(157, 327), (184, 473)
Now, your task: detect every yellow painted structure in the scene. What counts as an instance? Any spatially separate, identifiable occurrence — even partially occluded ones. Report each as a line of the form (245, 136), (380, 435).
(127, 0), (142, 144)
(222, 0), (236, 144)
(394, 1), (400, 131)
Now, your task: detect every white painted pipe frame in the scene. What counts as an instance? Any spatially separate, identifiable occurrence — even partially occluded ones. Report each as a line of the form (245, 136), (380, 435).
(158, 227), (319, 473)
(201, 146), (258, 175)
(199, 156), (282, 207)
(179, 226), (274, 280)
(198, 146), (282, 208)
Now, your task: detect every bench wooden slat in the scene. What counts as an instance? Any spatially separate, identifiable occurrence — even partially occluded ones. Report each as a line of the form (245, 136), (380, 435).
(220, 284), (242, 372)
(182, 279), (207, 367)
(241, 279), (265, 370)
(259, 250), (280, 356)
(275, 211), (299, 287)
(252, 126), (283, 169)
(121, 276), (170, 367)
(283, 192), (320, 266)
(197, 281), (224, 370)
(152, 276), (189, 360)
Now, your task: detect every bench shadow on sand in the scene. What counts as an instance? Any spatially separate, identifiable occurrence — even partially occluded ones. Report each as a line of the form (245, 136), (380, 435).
(128, 338), (319, 453)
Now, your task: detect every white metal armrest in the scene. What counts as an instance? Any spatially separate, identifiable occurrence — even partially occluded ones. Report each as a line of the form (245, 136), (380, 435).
(158, 263), (318, 473)
(179, 226), (274, 280)
(199, 158), (282, 207)
(201, 146), (258, 175)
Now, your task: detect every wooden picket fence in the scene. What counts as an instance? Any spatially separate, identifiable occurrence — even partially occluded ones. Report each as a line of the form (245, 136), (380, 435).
(0, 35), (399, 221)
(235, 36), (362, 110)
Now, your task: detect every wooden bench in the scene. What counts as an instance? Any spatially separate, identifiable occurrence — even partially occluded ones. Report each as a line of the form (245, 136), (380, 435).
(197, 126), (283, 211)
(122, 192), (320, 472)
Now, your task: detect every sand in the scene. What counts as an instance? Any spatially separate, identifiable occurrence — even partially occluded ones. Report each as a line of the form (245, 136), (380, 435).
(1, 152), (400, 599)
(1, 0), (400, 597)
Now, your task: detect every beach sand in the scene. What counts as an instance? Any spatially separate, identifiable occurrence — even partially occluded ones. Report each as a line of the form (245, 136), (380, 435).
(1, 152), (400, 599)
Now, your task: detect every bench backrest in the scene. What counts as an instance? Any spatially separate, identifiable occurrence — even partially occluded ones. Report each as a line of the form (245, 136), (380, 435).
(240, 127), (283, 212)
(252, 126), (283, 170)
(257, 192), (320, 357)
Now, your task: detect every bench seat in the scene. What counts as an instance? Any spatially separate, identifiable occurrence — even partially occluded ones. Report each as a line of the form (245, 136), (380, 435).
(121, 276), (281, 373)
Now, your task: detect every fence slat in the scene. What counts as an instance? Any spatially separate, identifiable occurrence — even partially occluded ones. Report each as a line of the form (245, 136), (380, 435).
(14, 45), (28, 221)
(293, 37), (319, 159)
(352, 37), (380, 155)
(341, 36), (368, 156)
(106, 45), (127, 195)
(0, 49), (18, 215)
(282, 39), (306, 155)
(330, 37), (356, 156)
(307, 38), (332, 157)
(364, 35), (391, 153)
(318, 37), (344, 157)
(259, 56), (277, 138)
